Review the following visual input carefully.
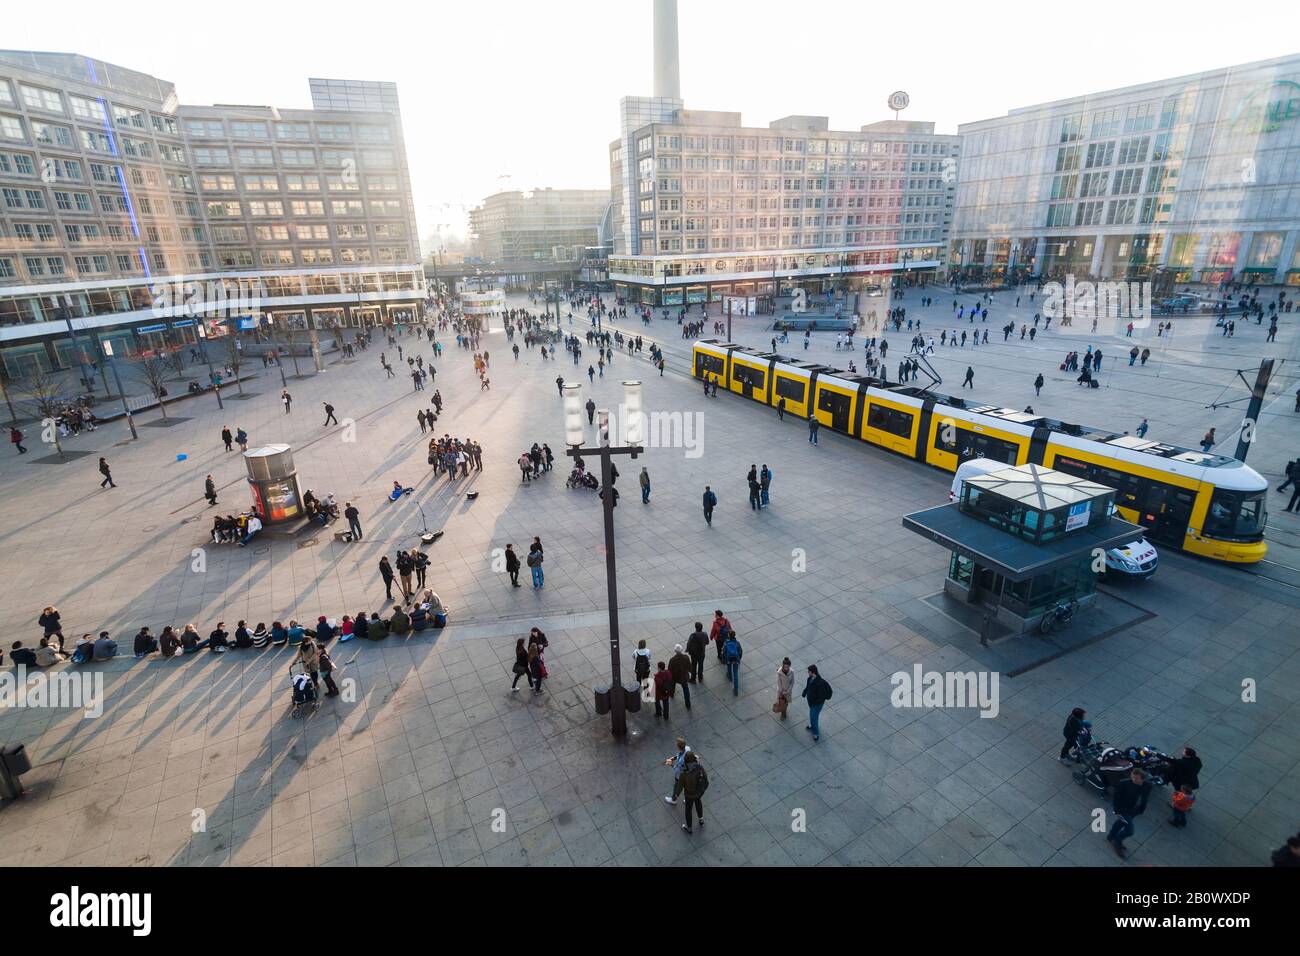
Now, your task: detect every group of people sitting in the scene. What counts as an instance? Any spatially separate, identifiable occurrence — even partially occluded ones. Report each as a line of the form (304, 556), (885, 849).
(56, 402), (99, 436)
(303, 489), (339, 526)
(211, 512), (263, 545)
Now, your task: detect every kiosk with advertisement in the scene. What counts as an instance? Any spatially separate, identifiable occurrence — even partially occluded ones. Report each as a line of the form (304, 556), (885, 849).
(243, 444), (304, 523)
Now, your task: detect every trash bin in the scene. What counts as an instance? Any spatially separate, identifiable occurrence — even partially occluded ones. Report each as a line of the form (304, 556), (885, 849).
(593, 686), (611, 716)
(622, 683), (642, 713)
(0, 743), (30, 775)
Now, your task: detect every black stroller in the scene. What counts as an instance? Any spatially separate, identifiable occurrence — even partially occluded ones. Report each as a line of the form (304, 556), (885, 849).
(566, 468), (598, 490)
(289, 663), (318, 719)
(1071, 728), (1171, 792)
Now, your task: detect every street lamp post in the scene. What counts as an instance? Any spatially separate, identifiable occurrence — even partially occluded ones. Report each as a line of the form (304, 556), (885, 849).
(100, 340), (138, 440)
(563, 381), (644, 738)
(196, 323), (224, 410)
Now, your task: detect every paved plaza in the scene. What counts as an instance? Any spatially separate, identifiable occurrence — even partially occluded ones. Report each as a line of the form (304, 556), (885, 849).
(0, 288), (1297, 868)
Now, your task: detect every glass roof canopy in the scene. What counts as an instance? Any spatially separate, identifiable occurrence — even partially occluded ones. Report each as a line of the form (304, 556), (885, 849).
(964, 464), (1113, 511)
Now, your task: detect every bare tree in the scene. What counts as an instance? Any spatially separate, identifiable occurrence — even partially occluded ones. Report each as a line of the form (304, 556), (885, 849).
(17, 367), (71, 458)
(139, 356), (172, 418)
(222, 334), (244, 395)
(167, 345), (187, 379)
(281, 323), (302, 377)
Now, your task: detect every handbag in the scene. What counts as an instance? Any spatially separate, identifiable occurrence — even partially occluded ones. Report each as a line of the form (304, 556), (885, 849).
(772, 695), (788, 715)
(512, 661), (526, 676)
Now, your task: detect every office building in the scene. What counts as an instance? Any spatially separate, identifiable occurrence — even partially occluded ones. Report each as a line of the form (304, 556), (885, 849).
(950, 53), (1300, 287)
(0, 51), (424, 376)
(468, 188), (610, 262)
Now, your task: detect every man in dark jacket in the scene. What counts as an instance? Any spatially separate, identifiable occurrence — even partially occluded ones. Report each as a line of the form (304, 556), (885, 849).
(802, 665), (833, 741)
(1272, 836), (1300, 867)
(653, 661), (674, 720)
(504, 544), (521, 587)
(702, 486), (717, 526)
(686, 623), (708, 683)
(379, 555), (396, 601)
(1165, 747), (1202, 792)
(1107, 768), (1153, 858)
(1059, 707), (1087, 762)
(668, 644), (693, 711)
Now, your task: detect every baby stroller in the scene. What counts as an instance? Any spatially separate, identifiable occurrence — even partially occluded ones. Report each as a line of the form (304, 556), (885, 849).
(566, 468), (598, 490)
(1072, 733), (1172, 792)
(289, 663), (318, 719)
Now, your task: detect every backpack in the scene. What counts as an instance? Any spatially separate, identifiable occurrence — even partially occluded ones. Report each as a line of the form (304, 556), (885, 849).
(695, 763), (709, 795)
(634, 653), (650, 680)
(724, 638), (741, 663)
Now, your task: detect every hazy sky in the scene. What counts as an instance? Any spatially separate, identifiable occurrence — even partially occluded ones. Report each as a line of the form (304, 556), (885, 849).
(8, 0), (1298, 242)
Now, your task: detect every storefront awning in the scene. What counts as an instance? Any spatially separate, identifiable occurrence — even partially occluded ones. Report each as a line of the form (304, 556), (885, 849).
(902, 504), (1145, 583)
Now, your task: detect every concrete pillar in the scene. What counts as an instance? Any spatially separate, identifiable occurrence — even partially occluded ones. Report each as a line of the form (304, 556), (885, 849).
(653, 0), (681, 100)
(1088, 234), (1105, 277)
(1273, 230), (1298, 286)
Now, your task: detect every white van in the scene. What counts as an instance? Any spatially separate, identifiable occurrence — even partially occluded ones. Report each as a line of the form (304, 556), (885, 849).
(949, 458), (1158, 579)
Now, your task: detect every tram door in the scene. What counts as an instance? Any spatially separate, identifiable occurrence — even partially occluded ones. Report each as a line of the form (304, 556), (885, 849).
(1140, 482), (1195, 546)
(818, 388), (852, 432)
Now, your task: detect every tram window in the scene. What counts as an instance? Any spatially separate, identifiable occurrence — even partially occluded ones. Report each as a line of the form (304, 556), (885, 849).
(734, 365), (766, 389)
(697, 354), (724, 376)
(867, 404), (913, 437)
(774, 376), (806, 402)
(1203, 489), (1265, 540)
(936, 427), (1017, 463)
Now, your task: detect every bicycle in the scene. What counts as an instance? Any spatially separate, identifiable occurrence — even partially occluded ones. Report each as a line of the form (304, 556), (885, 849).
(1038, 598), (1079, 636)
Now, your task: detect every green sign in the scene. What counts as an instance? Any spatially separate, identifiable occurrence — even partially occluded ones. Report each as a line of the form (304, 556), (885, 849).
(1231, 79), (1300, 133)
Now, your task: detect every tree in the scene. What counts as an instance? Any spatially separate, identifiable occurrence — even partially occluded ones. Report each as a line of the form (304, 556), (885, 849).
(281, 323), (302, 377)
(139, 355), (172, 418)
(167, 345), (186, 379)
(222, 334), (244, 395)
(17, 366), (71, 458)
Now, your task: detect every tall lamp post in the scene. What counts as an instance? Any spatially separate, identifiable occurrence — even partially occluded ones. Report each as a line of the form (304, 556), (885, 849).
(195, 323), (224, 410)
(564, 381), (645, 737)
(100, 340), (138, 440)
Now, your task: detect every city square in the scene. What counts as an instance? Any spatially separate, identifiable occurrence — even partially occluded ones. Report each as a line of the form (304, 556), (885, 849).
(1, 0), (1298, 910)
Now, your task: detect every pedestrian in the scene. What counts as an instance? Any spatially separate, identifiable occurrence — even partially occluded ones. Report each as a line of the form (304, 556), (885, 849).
(669, 643), (692, 711)
(98, 457), (115, 488)
(808, 414), (820, 445)
(318, 645), (339, 696)
(777, 396), (786, 420)
(417, 409), (427, 433)
(586, 397), (596, 424)
(236, 427), (248, 451)
(10, 426), (26, 454)
(1270, 836), (1300, 867)
(38, 606), (64, 652)
(323, 402), (338, 426)
(686, 622), (707, 683)
(1140, 348), (1150, 366)
(1136, 418), (1149, 439)
(634, 638), (652, 689)
(774, 657), (794, 720)
(709, 609), (731, 663)
(528, 643), (546, 694)
(1279, 459), (1299, 494)
(802, 664), (833, 741)
(702, 485), (717, 526)
(662, 737), (691, 805)
(654, 660), (674, 719)
(962, 366), (975, 389)
(204, 474), (217, 506)
(1058, 707), (1086, 762)
(378, 555), (396, 601)
(221, 426), (233, 451)
(396, 549), (415, 601)
(413, 548), (429, 589)
(722, 629), (743, 696)
(678, 752), (707, 833)
(760, 464), (771, 508)
(1200, 428), (1216, 453)
(1034, 373), (1043, 396)
(511, 637), (531, 691)
(748, 474), (761, 511)
(1107, 768), (1153, 858)
(344, 502), (362, 540)
(1129, 346), (1139, 366)
(1169, 785), (1195, 828)
(505, 543), (521, 587)
(640, 466), (651, 504)
(527, 537), (544, 588)
(281, 389), (292, 413)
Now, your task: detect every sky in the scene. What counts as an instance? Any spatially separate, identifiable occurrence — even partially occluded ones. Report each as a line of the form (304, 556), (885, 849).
(7, 0), (1298, 244)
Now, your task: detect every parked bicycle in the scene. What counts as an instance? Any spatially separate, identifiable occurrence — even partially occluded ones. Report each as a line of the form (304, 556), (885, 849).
(1038, 598), (1079, 636)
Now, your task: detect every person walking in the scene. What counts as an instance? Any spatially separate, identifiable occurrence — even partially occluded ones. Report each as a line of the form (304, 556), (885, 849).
(709, 609), (731, 663)
(98, 457), (116, 488)
(10, 426), (26, 454)
(318, 645), (339, 697)
(640, 467), (651, 504)
(633, 638), (652, 692)
(1107, 768), (1153, 859)
(802, 664), (833, 741)
(527, 643), (546, 694)
(1058, 706), (1086, 762)
(1034, 373), (1044, 396)
(204, 474), (218, 507)
(653, 660), (674, 719)
(1136, 419), (1149, 439)
(702, 485), (717, 526)
(760, 464), (771, 508)
(281, 389), (292, 414)
(962, 366), (975, 389)
(774, 657), (795, 720)
(585, 397), (596, 425)
(1200, 428), (1216, 453)
(527, 538), (544, 588)
(221, 426), (233, 451)
(777, 397), (786, 420)
(235, 427), (248, 451)
(748, 474), (762, 511)
(1279, 459), (1299, 494)
(344, 502), (362, 540)
(669, 643), (692, 711)
(378, 555), (396, 602)
(413, 548), (429, 589)
(808, 414), (820, 444)
(678, 752), (706, 833)
(722, 630), (743, 696)
(504, 543), (521, 587)
(686, 622), (707, 683)
(662, 736), (691, 805)
(511, 637), (531, 691)
(322, 402), (339, 426)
